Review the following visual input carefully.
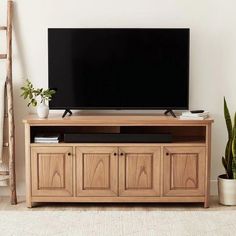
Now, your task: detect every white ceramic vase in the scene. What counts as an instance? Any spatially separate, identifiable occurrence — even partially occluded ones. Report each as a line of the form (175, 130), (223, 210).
(37, 100), (49, 118)
(218, 174), (236, 205)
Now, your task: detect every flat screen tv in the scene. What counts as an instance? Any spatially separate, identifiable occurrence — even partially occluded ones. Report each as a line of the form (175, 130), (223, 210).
(48, 28), (189, 110)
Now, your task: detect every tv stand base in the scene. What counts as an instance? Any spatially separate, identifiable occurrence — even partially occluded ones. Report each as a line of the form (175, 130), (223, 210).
(164, 109), (177, 118)
(62, 109), (72, 118)
(23, 115), (213, 208)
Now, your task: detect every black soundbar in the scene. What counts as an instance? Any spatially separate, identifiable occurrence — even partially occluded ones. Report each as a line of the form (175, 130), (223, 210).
(64, 133), (172, 143)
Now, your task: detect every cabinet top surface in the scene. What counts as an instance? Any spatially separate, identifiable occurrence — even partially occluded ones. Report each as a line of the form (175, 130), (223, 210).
(23, 114), (214, 126)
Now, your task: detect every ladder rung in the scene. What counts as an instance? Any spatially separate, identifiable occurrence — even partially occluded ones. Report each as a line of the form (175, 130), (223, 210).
(0, 171), (9, 175)
(0, 26), (7, 30)
(3, 142), (9, 147)
(0, 54), (7, 59)
(0, 175), (9, 181)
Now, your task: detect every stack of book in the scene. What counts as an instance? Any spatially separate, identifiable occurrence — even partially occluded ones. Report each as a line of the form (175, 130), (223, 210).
(34, 134), (60, 144)
(179, 111), (209, 120)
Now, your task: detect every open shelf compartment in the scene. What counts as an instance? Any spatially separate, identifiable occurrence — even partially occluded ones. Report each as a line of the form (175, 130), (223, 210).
(30, 125), (206, 144)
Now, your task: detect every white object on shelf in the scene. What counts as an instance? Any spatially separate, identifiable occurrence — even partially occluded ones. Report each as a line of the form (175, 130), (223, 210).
(181, 111), (209, 117)
(179, 115), (208, 120)
(34, 134), (60, 143)
(34, 140), (59, 144)
(37, 101), (49, 118)
(180, 111), (209, 120)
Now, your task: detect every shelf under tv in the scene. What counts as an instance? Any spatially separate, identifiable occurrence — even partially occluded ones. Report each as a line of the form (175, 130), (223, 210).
(23, 114), (213, 208)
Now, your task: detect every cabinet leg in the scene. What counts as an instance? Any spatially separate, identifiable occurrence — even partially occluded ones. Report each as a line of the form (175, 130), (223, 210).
(26, 199), (33, 208)
(27, 203), (32, 208)
(204, 200), (209, 208)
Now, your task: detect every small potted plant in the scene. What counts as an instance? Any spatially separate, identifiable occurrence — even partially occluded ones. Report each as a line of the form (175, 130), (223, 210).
(218, 97), (236, 205)
(21, 80), (56, 118)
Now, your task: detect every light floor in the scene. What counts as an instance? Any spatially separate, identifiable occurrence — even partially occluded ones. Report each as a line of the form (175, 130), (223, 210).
(0, 196), (235, 211)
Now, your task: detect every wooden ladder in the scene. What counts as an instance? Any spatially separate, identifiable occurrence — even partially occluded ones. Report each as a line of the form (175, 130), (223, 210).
(0, 0), (17, 205)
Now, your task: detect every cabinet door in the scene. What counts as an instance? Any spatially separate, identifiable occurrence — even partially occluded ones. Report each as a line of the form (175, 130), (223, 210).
(119, 146), (161, 196)
(163, 146), (206, 196)
(31, 147), (73, 197)
(76, 146), (118, 196)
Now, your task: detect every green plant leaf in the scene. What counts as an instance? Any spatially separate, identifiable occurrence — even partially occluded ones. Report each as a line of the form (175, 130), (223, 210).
(232, 112), (236, 157)
(32, 99), (37, 107)
(21, 80), (56, 108)
(232, 158), (236, 179)
(222, 156), (227, 173)
(224, 97), (232, 139)
(226, 139), (233, 179)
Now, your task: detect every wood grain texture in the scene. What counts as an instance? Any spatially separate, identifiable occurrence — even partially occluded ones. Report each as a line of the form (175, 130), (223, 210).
(1, 196), (224, 210)
(83, 154), (110, 190)
(38, 154), (65, 189)
(204, 124), (212, 208)
(171, 153), (198, 189)
(23, 116), (213, 207)
(126, 153), (152, 189)
(6, 0), (17, 205)
(23, 115), (214, 126)
(24, 124), (32, 207)
(31, 196), (205, 203)
(3, 115), (9, 148)
(119, 146), (161, 196)
(31, 147), (73, 197)
(163, 146), (206, 196)
(76, 146), (118, 196)
(30, 143), (207, 147)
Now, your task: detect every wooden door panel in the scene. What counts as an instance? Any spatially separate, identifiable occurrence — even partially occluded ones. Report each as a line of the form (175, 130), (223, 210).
(119, 146), (161, 196)
(31, 147), (73, 197)
(38, 154), (65, 189)
(76, 146), (118, 196)
(171, 153), (198, 189)
(83, 153), (110, 189)
(163, 146), (205, 196)
(126, 153), (152, 189)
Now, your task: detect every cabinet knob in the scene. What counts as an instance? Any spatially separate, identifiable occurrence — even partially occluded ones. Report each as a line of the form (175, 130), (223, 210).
(120, 153), (124, 156)
(166, 152), (169, 156)
(114, 153), (117, 156)
(67, 152), (71, 156)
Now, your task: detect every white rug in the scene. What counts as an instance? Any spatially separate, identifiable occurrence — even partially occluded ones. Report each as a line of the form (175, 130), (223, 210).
(0, 210), (236, 236)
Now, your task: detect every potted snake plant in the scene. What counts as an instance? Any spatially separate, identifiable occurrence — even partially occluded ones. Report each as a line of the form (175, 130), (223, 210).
(218, 98), (236, 205)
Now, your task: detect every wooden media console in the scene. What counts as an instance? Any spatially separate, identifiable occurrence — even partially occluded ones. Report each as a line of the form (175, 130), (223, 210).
(23, 115), (213, 208)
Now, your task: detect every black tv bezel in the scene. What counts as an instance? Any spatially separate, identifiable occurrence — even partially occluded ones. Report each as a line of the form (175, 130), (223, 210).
(48, 28), (190, 111)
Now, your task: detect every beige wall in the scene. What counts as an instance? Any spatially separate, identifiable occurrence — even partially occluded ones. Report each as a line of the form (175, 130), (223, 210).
(1, 0), (236, 195)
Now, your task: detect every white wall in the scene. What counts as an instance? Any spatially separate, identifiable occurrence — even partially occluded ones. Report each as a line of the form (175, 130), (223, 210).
(1, 0), (236, 196)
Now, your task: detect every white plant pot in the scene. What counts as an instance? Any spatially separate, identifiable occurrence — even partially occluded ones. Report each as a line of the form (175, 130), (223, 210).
(37, 101), (49, 118)
(218, 174), (236, 205)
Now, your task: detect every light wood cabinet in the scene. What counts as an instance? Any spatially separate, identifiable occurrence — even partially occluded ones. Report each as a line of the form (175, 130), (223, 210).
(119, 146), (161, 196)
(163, 146), (206, 196)
(76, 146), (118, 196)
(31, 147), (73, 197)
(24, 115), (213, 207)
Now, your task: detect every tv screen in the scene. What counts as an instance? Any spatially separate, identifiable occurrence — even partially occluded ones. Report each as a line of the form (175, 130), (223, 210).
(48, 28), (189, 110)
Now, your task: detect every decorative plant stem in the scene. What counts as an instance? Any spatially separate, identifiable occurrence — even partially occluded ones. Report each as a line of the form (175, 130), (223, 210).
(20, 80), (56, 107)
